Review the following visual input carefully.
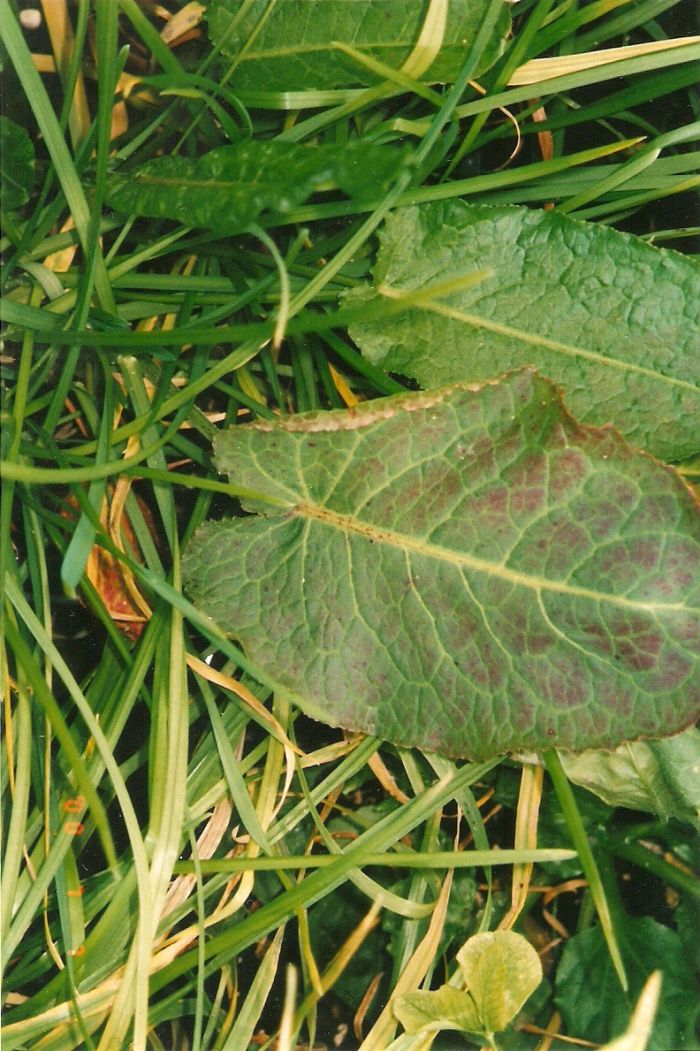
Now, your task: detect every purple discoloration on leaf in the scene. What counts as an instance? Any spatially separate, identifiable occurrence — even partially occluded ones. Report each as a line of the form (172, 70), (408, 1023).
(184, 370), (700, 760)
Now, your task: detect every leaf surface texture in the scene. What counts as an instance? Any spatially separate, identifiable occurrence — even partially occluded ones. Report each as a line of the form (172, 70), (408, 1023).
(347, 202), (700, 461)
(107, 139), (410, 232)
(0, 116), (35, 210)
(207, 0), (509, 91)
(183, 370), (700, 759)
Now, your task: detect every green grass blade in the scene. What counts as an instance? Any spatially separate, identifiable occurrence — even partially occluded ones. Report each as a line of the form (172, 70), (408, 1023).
(543, 748), (627, 991)
(3, 615), (118, 874)
(0, 0), (114, 312)
(1, 683), (33, 950)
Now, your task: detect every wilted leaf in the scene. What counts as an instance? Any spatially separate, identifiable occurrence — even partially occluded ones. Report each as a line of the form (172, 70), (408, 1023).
(560, 728), (700, 826)
(394, 985), (482, 1035)
(555, 918), (699, 1049)
(0, 115), (35, 210)
(106, 139), (411, 233)
(182, 369), (700, 760)
(456, 930), (543, 1033)
(207, 0), (509, 91)
(346, 202), (700, 462)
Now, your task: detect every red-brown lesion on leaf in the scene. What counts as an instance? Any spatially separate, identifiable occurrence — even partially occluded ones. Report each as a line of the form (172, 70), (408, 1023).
(63, 482), (156, 641)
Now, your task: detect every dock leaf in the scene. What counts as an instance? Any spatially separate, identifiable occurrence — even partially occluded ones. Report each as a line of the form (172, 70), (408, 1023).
(346, 202), (700, 462)
(107, 139), (411, 232)
(207, 0), (509, 91)
(183, 370), (700, 760)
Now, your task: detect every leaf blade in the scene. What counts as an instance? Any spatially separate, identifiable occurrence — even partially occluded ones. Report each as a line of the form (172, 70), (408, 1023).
(346, 202), (700, 461)
(555, 918), (699, 1048)
(560, 728), (700, 825)
(106, 139), (412, 232)
(456, 929), (543, 1033)
(207, 0), (510, 91)
(0, 115), (35, 210)
(394, 985), (482, 1035)
(183, 370), (700, 759)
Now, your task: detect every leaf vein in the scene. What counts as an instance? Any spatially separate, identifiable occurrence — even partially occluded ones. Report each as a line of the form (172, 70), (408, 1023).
(295, 502), (696, 615)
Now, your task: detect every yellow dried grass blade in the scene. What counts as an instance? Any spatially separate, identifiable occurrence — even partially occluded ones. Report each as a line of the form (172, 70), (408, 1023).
(499, 764), (544, 931)
(186, 654), (301, 756)
(400, 0), (449, 79)
(359, 870), (454, 1050)
(509, 37), (700, 86)
(329, 363), (361, 408)
(160, 1), (206, 46)
(39, 0), (90, 145)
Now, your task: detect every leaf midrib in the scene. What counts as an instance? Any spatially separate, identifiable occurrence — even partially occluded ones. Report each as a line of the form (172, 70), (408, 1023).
(294, 501), (697, 615)
(238, 42), (434, 61)
(133, 175), (254, 191)
(392, 296), (699, 394)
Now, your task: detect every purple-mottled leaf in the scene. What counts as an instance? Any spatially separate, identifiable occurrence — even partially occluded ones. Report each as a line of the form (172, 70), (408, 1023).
(183, 369), (700, 760)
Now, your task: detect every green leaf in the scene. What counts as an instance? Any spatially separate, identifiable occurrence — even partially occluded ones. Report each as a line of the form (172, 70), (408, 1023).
(599, 972), (662, 1051)
(555, 918), (700, 1049)
(0, 114), (35, 210)
(456, 929), (543, 1033)
(182, 369), (700, 760)
(394, 985), (482, 1035)
(346, 202), (700, 462)
(207, 0), (509, 92)
(560, 728), (700, 826)
(106, 139), (412, 232)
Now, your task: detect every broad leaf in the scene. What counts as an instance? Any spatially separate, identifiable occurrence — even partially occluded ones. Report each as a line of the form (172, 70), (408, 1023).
(599, 972), (662, 1051)
(346, 202), (700, 462)
(106, 139), (411, 233)
(456, 930), (542, 1033)
(555, 918), (699, 1049)
(182, 369), (700, 760)
(207, 0), (509, 92)
(0, 115), (34, 210)
(394, 985), (482, 1036)
(560, 728), (700, 826)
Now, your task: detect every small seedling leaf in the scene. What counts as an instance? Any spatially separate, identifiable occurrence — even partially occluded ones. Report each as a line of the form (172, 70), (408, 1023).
(394, 985), (482, 1035)
(456, 929), (543, 1033)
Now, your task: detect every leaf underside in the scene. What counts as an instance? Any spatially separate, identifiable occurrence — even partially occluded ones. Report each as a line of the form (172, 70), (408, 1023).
(183, 370), (700, 760)
(207, 0), (510, 91)
(106, 139), (412, 233)
(560, 727), (700, 825)
(346, 202), (700, 462)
